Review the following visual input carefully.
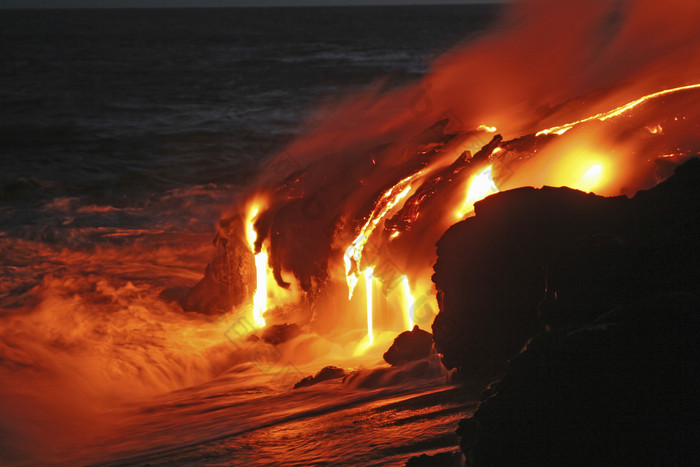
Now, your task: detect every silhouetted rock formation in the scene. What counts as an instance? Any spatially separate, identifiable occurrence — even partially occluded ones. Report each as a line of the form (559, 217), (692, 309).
(405, 450), (463, 467)
(184, 215), (255, 314)
(294, 366), (346, 389)
(383, 325), (434, 366)
(261, 323), (301, 345)
(429, 158), (700, 465)
(432, 157), (700, 377)
(457, 293), (700, 466)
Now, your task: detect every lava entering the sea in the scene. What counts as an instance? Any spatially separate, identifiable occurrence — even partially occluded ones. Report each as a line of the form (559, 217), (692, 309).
(194, 0), (700, 354)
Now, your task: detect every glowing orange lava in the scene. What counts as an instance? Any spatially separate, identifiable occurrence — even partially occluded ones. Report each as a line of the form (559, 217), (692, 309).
(246, 205), (268, 328)
(401, 275), (414, 331)
(456, 166), (499, 219)
(364, 267), (374, 345)
(536, 83), (700, 136)
(578, 164), (603, 193)
(344, 173), (419, 298)
(646, 124), (663, 134)
(477, 124), (498, 133)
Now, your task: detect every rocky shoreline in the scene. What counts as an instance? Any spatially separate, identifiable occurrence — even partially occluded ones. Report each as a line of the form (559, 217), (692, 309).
(424, 157), (700, 466)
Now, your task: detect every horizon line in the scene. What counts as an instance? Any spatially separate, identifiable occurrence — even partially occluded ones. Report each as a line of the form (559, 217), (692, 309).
(1, 1), (504, 10)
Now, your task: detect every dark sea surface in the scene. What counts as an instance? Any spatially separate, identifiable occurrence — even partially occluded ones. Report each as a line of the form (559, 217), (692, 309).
(1, 6), (499, 233)
(0, 5), (500, 465)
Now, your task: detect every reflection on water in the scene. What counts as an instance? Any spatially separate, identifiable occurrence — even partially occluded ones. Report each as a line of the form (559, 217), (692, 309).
(92, 383), (475, 466)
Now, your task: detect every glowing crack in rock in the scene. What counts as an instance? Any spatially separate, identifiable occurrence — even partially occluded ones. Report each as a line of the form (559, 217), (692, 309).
(456, 166), (499, 219)
(536, 83), (700, 136)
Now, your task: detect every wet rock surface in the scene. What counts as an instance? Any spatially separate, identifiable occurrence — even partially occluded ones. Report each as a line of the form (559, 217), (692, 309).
(184, 215), (255, 315)
(383, 325), (434, 366)
(293, 366), (347, 389)
(405, 450), (463, 467)
(260, 323), (302, 345)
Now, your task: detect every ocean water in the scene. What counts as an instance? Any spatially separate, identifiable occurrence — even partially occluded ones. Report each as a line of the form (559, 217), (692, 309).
(1, 6), (498, 202)
(0, 5), (500, 465)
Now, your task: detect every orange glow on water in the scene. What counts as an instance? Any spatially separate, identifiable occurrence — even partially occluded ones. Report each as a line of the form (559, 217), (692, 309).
(4, 1), (700, 464)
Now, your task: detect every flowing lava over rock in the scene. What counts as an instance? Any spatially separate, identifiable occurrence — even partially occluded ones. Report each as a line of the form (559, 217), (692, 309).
(222, 67), (700, 346)
(195, 0), (700, 353)
(364, 267), (374, 345)
(2, 1), (700, 463)
(343, 173), (419, 300)
(401, 275), (414, 331)
(246, 204), (268, 328)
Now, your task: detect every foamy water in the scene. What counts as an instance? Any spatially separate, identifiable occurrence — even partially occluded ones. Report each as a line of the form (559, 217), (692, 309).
(3, 1), (700, 464)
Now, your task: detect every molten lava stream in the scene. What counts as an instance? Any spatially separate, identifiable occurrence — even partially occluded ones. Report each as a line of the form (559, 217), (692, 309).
(456, 165), (499, 219)
(536, 83), (700, 136)
(252, 250), (268, 328)
(344, 173), (418, 299)
(402, 275), (414, 331)
(364, 267), (374, 345)
(246, 204), (268, 328)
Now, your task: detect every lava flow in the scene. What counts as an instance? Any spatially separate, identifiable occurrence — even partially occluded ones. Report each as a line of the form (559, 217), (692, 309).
(232, 67), (700, 345)
(536, 83), (700, 136)
(343, 173), (419, 299)
(401, 275), (414, 331)
(455, 165), (499, 219)
(2, 1), (699, 463)
(246, 204), (268, 328)
(223, 0), (700, 350)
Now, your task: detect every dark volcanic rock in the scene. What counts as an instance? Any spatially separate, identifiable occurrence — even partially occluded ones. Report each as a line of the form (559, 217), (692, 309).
(383, 325), (434, 366)
(293, 366), (346, 389)
(457, 293), (700, 466)
(432, 157), (700, 376)
(429, 158), (700, 464)
(405, 450), (463, 467)
(184, 215), (255, 315)
(261, 323), (302, 345)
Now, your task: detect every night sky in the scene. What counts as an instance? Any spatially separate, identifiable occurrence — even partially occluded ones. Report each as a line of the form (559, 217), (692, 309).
(0, 0), (501, 8)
